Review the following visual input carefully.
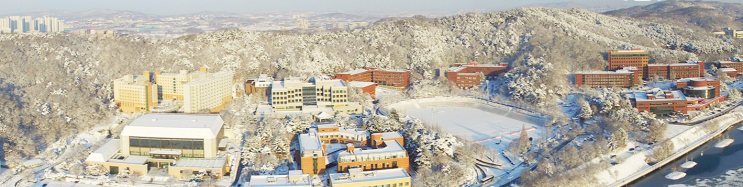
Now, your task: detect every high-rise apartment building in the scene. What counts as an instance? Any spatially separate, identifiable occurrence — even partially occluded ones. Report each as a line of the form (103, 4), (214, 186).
(155, 68), (234, 113)
(608, 48), (649, 79)
(0, 16), (65, 33)
(113, 72), (159, 113)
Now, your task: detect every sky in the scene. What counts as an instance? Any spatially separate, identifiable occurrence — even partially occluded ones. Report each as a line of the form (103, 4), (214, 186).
(1, 0), (742, 16)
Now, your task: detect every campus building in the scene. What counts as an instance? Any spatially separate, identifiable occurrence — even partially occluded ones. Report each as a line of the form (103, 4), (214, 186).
(348, 81), (376, 98)
(113, 72), (159, 113)
(85, 114), (230, 178)
(646, 61), (705, 80)
(249, 170), (312, 187)
(716, 61), (743, 77)
(329, 168), (411, 187)
(723, 27), (743, 38)
(676, 78), (721, 99)
(154, 68), (234, 113)
(298, 129), (327, 175)
(317, 124), (369, 145)
(575, 68), (637, 88)
(628, 89), (688, 116)
(337, 140), (409, 173)
(334, 68), (410, 88)
(245, 74), (274, 94)
(445, 63), (509, 88)
(269, 77), (362, 114)
(608, 49), (649, 79)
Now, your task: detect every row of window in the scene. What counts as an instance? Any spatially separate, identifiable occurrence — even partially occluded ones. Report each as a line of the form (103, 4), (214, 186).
(129, 137), (204, 150)
(353, 182), (409, 187)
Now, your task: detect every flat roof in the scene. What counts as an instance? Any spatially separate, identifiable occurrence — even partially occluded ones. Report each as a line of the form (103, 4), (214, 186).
(299, 129), (323, 152)
(339, 69), (370, 75)
(677, 77), (717, 82)
(720, 68), (737, 72)
(249, 173), (312, 187)
(332, 79), (346, 87)
(631, 90), (686, 102)
(612, 49), (647, 53)
(120, 114), (224, 139)
(376, 132), (402, 139)
(119, 156), (149, 165)
(579, 71), (634, 75)
(329, 168), (410, 185)
(339, 140), (405, 157)
(348, 81), (375, 88)
(175, 157), (226, 168)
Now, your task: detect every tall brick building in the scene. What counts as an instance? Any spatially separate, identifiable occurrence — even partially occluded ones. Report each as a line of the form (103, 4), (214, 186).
(608, 48), (649, 79)
(646, 61), (705, 80)
(575, 68), (638, 88)
(716, 61), (743, 78)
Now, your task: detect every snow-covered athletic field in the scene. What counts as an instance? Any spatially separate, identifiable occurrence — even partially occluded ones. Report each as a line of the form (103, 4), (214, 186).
(407, 107), (539, 142)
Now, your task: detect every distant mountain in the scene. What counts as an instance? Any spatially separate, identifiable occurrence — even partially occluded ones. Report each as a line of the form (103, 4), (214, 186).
(520, 2), (639, 12)
(2, 9), (158, 20)
(604, 1), (743, 30)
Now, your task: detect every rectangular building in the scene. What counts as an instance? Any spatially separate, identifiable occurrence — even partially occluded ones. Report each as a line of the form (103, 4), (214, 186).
(155, 68), (234, 113)
(337, 140), (409, 173)
(646, 61), (705, 80)
(85, 114), (229, 178)
(445, 63), (508, 88)
(348, 81), (376, 98)
(246, 74), (274, 94)
(270, 77), (362, 114)
(113, 72), (159, 113)
(335, 68), (410, 88)
(629, 90), (688, 115)
(329, 168), (411, 187)
(249, 170), (312, 187)
(724, 28), (743, 38)
(717, 61), (743, 77)
(575, 70), (636, 88)
(297, 129), (327, 175)
(608, 49), (649, 79)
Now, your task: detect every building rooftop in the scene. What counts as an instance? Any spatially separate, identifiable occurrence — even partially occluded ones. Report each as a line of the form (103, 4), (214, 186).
(175, 157), (226, 168)
(720, 68), (737, 72)
(85, 139), (122, 163)
(579, 71), (634, 75)
(677, 77), (717, 82)
(299, 129), (323, 152)
(630, 90), (686, 102)
(612, 49), (647, 53)
(119, 114), (224, 139)
(377, 132), (402, 139)
(339, 69), (370, 75)
(329, 168), (410, 185)
(249, 171), (311, 187)
(348, 81), (375, 88)
(339, 140), (405, 157)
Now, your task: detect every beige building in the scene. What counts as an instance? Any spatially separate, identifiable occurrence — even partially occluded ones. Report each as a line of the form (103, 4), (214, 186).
(113, 72), (159, 113)
(85, 114), (229, 178)
(249, 170), (312, 187)
(155, 68), (234, 113)
(270, 77), (361, 114)
(724, 27), (743, 38)
(329, 168), (411, 187)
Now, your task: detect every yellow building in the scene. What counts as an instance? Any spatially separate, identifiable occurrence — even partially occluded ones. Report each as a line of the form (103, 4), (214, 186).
(329, 168), (411, 187)
(724, 28), (743, 38)
(113, 72), (159, 113)
(155, 68), (234, 113)
(85, 114), (230, 178)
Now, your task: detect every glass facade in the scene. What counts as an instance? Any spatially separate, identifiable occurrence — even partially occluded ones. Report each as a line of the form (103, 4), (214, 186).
(649, 106), (675, 116)
(684, 88), (716, 99)
(129, 137), (205, 158)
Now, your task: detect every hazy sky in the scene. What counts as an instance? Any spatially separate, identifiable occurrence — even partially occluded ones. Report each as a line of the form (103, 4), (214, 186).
(2, 0), (742, 15)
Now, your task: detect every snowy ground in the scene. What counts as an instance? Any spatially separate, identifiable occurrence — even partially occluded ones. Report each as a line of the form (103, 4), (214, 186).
(406, 107), (540, 142)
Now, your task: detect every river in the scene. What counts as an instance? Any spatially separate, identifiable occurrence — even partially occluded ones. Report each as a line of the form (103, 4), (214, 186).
(629, 123), (743, 187)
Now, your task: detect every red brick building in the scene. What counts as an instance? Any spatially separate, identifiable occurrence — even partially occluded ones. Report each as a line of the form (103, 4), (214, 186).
(676, 78), (721, 99)
(445, 63), (508, 88)
(575, 70), (637, 88)
(335, 68), (410, 88)
(349, 81), (377, 98)
(717, 61), (743, 71)
(630, 90), (688, 116)
(608, 48), (649, 79)
(646, 61), (705, 80)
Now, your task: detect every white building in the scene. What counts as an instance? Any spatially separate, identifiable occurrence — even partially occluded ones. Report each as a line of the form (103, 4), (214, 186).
(269, 76), (362, 114)
(155, 68), (234, 113)
(249, 170), (312, 187)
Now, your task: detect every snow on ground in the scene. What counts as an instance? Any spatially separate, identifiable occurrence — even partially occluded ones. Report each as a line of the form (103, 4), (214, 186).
(406, 106), (540, 142)
(596, 151), (651, 185)
(666, 125), (694, 139)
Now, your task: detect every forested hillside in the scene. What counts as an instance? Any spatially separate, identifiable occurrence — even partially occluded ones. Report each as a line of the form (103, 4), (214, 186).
(1, 4), (741, 163)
